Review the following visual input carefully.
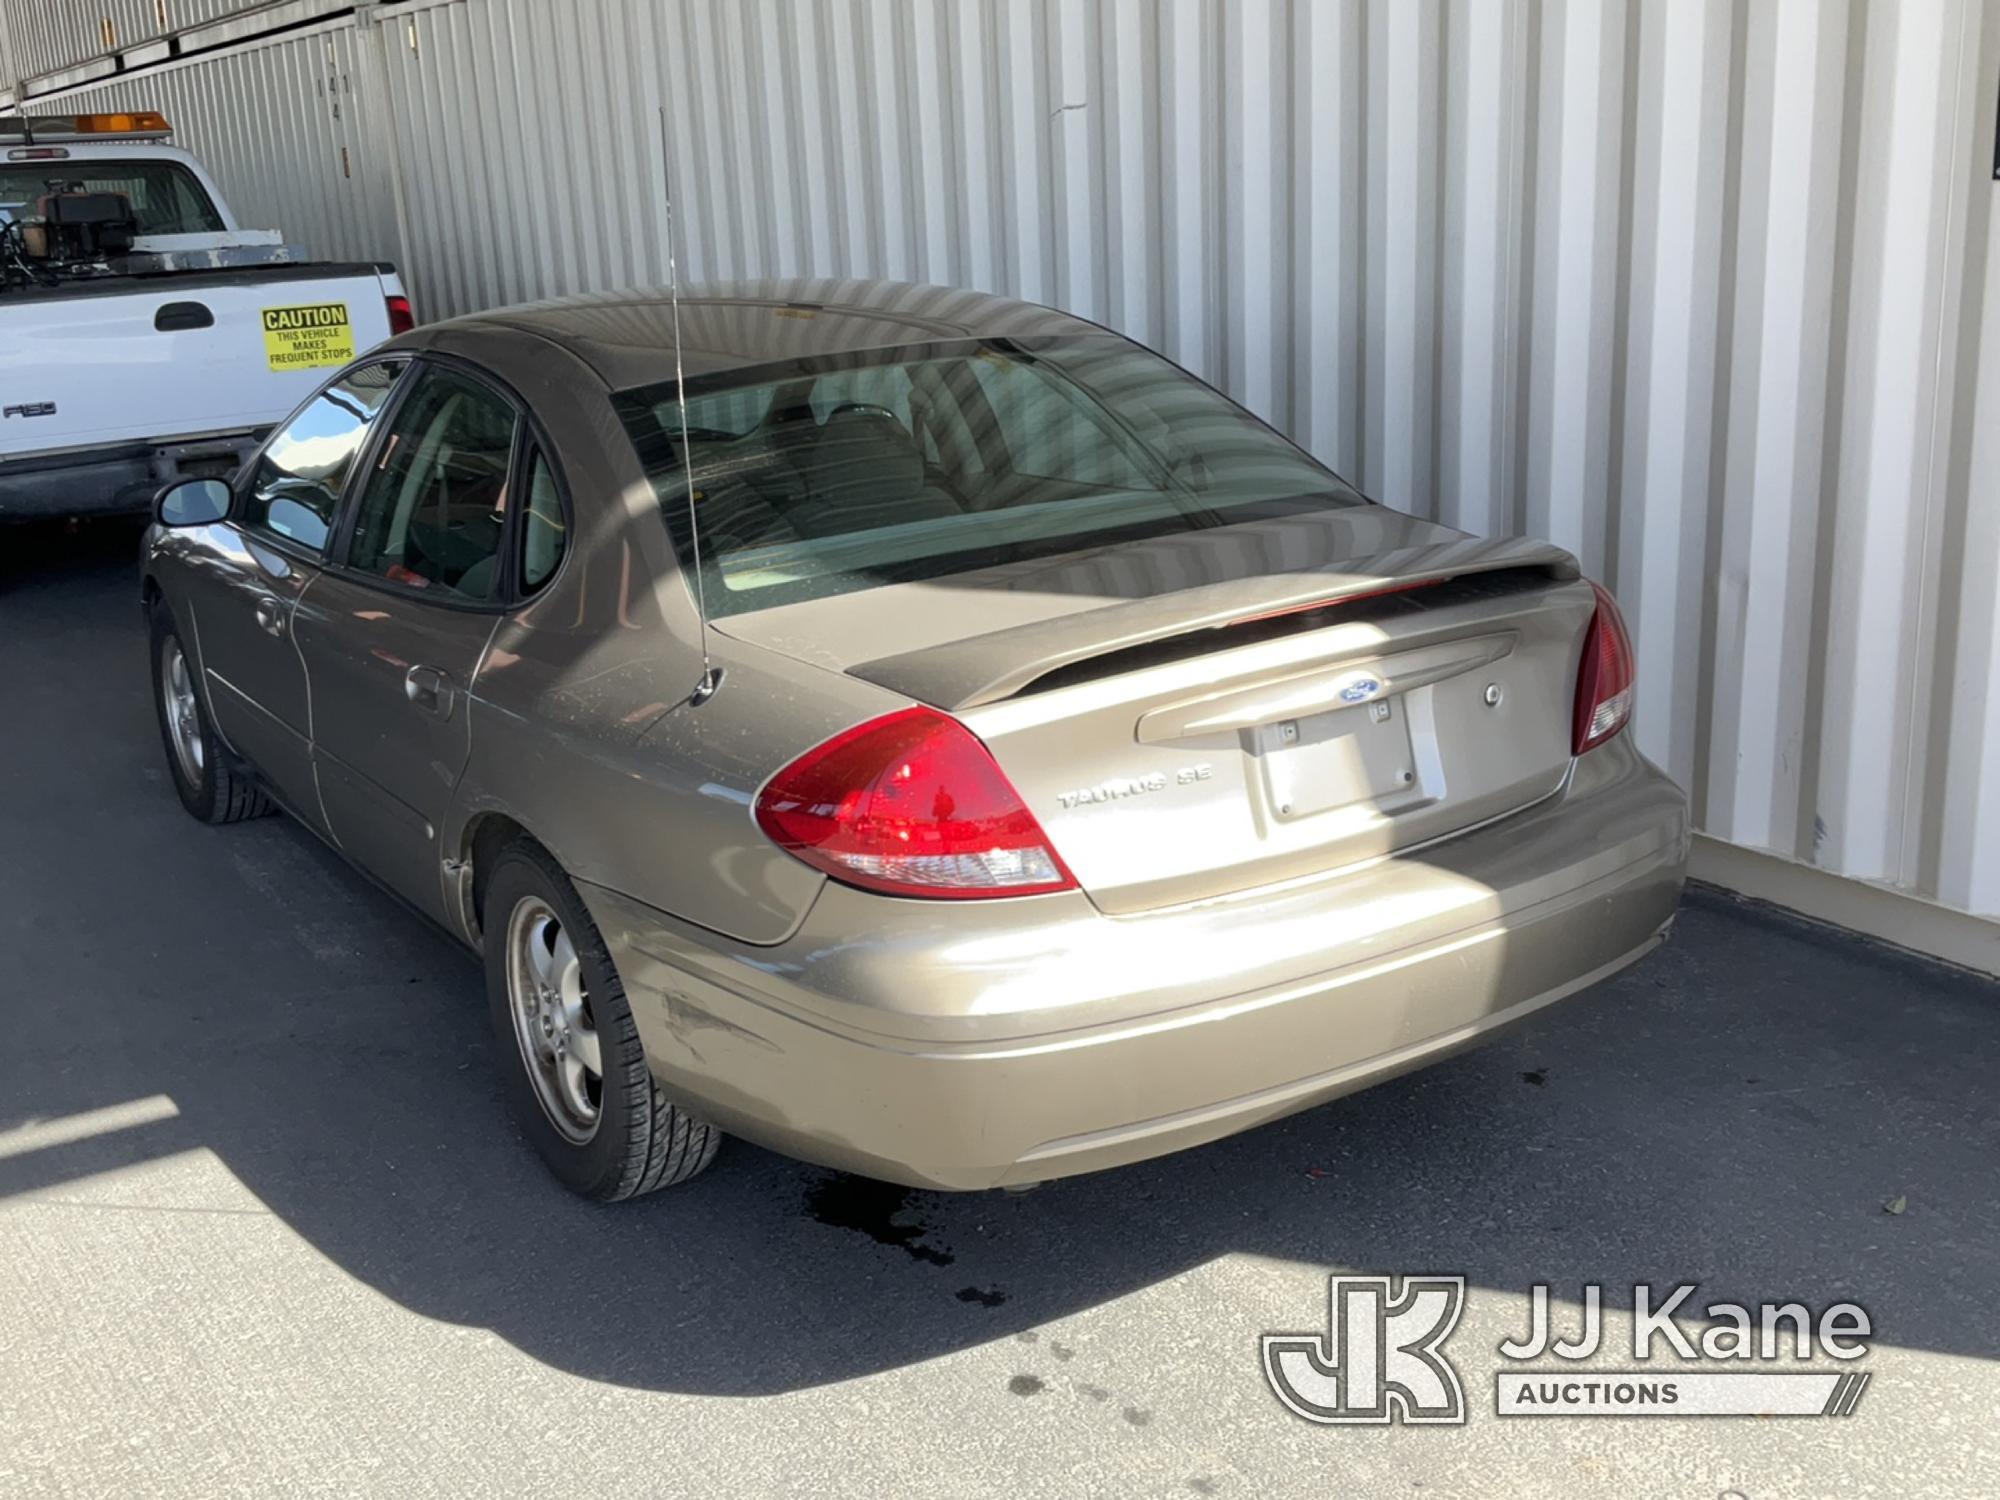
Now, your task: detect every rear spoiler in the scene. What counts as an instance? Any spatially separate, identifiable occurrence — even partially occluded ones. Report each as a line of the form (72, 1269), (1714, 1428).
(848, 534), (1580, 710)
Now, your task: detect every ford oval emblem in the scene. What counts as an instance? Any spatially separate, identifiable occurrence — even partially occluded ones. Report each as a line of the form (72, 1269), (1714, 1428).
(1339, 675), (1383, 704)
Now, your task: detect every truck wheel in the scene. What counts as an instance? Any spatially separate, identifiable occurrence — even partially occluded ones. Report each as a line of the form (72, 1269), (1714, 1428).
(484, 836), (721, 1200)
(149, 599), (272, 824)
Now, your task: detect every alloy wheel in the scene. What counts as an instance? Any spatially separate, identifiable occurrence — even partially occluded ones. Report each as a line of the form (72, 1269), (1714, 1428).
(504, 896), (603, 1143)
(161, 638), (205, 786)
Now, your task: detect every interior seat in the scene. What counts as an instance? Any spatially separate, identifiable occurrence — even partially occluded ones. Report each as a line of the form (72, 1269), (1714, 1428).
(684, 436), (805, 552)
(786, 406), (962, 538)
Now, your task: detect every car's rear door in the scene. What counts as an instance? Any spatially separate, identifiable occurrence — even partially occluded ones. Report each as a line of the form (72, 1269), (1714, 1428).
(181, 359), (404, 819)
(292, 359), (524, 923)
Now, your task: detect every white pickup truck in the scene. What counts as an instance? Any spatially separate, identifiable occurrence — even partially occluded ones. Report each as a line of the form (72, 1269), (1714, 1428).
(1, 111), (410, 521)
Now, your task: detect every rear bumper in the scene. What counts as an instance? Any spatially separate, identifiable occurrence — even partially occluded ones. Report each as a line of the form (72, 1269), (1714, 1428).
(0, 430), (261, 520)
(582, 734), (1689, 1190)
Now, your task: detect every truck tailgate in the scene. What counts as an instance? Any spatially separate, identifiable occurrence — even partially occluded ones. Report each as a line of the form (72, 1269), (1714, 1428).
(1, 265), (393, 458)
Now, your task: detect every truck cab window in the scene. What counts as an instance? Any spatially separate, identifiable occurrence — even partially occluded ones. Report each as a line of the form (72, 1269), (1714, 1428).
(0, 161), (224, 236)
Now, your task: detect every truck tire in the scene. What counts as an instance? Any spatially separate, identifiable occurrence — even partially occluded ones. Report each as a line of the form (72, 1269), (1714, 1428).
(483, 836), (720, 1200)
(149, 598), (273, 824)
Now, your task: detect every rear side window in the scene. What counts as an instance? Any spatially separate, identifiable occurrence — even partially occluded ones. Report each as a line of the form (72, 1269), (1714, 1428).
(520, 450), (567, 593)
(614, 335), (1359, 617)
(244, 362), (401, 551)
(345, 367), (517, 601)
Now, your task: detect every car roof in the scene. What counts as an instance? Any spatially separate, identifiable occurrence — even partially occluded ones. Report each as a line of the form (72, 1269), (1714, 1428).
(426, 278), (1111, 391)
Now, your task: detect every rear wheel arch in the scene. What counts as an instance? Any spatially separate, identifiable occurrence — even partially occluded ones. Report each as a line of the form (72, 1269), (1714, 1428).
(457, 810), (529, 947)
(456, 800), (617, 952)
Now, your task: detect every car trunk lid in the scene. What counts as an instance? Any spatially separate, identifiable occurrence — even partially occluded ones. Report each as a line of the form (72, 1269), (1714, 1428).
(720, 514), (1592, 912)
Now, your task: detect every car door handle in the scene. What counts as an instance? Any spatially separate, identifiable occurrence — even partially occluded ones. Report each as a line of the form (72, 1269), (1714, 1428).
(253, 596), (287, 637)
(404, 664), (455, 719)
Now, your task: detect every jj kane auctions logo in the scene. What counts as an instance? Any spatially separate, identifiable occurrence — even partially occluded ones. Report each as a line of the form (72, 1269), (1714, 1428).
(1264, 1277), (1873, 1424)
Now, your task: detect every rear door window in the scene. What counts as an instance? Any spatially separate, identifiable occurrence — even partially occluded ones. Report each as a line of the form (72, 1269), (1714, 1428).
(343, 366), (518, 601)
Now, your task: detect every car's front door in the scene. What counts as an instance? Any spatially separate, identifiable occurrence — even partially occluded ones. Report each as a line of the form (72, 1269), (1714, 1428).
(293, 361), (521, 922)
(187, 361), (403, 819)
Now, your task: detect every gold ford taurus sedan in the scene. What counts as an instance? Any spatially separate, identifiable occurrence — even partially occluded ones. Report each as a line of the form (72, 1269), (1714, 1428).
(141, 279), (1687, 1199)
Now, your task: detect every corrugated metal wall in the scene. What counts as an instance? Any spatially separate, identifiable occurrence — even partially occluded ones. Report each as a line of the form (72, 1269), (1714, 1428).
(21, 0), (2000, 927)
(27, 15), (395, 264)
(7, 0), (155, 79)
(0, 0), (285, 81)
(0, 5), (17, 101)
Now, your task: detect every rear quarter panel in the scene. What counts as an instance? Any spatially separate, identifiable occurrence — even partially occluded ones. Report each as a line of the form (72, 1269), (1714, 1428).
(436, 326), (885, 946)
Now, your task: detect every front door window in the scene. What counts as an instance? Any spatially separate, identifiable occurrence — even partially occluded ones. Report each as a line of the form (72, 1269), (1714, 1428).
(244, 363), (402, 550)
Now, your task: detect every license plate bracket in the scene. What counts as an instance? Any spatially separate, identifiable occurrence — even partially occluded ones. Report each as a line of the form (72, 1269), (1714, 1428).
(1257, 698), (1422, 820)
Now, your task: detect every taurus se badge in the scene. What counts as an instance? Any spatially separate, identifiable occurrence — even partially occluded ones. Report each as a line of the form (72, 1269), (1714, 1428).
(1058, 762), (1212, 810)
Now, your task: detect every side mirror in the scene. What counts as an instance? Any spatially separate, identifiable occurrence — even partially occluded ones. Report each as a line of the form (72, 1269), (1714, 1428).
(155, 477), (232, 528)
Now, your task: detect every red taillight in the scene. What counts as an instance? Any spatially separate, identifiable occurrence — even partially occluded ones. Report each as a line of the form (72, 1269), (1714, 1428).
(386, 294), (415, 335)
(754, 707), (1077, 899)
(1572, 581), (1636, 755)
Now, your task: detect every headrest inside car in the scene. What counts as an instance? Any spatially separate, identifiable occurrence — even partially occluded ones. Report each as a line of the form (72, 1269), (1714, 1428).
(811, 405), (924, 500)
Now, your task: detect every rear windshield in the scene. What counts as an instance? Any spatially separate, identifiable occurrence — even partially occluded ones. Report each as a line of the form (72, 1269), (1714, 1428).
(613, 335), (1365, 616)
(0, 159), (224, 235)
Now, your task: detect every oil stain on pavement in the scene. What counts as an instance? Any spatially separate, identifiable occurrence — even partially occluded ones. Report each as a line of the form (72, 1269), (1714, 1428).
(803, 1173), (955, 1265)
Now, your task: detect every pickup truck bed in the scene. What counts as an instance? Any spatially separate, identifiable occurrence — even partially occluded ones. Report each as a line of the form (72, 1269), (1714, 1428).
(3, 260), (402, 520)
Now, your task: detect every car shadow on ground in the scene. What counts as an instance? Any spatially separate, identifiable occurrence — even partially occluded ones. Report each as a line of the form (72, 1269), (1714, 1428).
(6, 521), (1999, 1396)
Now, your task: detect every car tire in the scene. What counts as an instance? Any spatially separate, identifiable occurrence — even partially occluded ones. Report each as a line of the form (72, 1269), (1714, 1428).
(483, 836), (720, 1200)
(148, 598), (273, 825)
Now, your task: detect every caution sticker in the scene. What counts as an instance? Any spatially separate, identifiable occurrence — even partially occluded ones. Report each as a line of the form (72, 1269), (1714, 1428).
(261, 302), (355, 371)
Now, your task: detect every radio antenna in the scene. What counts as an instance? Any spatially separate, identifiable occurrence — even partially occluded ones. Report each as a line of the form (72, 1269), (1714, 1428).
(660, 105), (719, 707)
